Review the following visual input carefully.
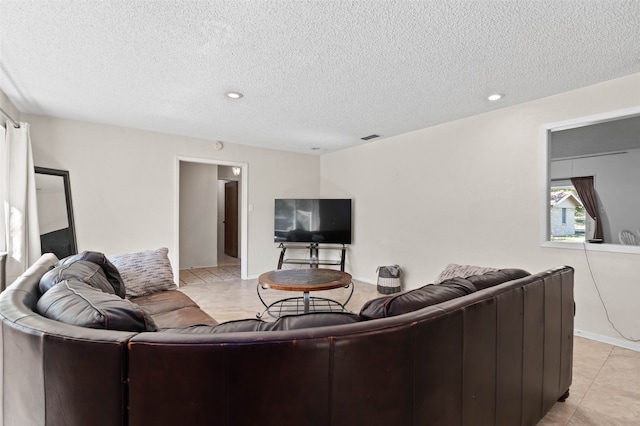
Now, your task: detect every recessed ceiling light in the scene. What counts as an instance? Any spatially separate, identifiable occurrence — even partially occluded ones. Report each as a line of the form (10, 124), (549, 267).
(225, 91), (243, 99)
(488, 93), (503, 101)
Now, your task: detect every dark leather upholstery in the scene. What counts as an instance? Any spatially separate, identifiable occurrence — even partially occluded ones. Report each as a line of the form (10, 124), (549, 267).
(39, 259), (117, 294)
(360, 276), (478, 319)
(52, 251), (126, 297)
(0, 254), (137, 426)
(37, 279), (157, 331)
(131, 291), (218, 329)
(0, 255), (574, 426)
(360, 268), (529, 320)
(467, 267), (531, 290)
(211, 311), (362, 333)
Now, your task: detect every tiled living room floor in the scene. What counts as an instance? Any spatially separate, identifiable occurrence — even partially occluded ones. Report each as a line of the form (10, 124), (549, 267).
(178, 266), (640, 425)
(179, 254), (241, 286)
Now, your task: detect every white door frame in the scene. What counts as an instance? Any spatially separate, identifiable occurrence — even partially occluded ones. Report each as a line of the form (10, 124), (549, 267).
(175, 156), (248, 281)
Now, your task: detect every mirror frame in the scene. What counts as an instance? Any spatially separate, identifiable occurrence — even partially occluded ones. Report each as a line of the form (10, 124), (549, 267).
(34, 167), (78, 257)
(540, 105), (640, 254)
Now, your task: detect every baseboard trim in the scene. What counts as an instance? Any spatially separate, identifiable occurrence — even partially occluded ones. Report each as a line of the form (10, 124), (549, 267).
(574, 329), (640, 352)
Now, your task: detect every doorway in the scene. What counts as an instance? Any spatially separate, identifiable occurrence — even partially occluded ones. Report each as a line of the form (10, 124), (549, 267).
(216, 169), (241, 267)
(224, 180), (239, 258)
(175, 157), (248, 281)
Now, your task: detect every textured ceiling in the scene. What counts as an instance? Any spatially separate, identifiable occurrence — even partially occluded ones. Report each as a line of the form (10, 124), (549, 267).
(1, 1), (639, 154)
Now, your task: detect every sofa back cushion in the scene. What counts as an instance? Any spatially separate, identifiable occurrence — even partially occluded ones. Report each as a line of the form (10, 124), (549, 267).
(211, 312), (363, 333)
(36, 279), (156, 331)
(211, 318), (272, 333)
(270, 312), (363, 330)
(59, 251), (126, 297)
(39, 260), (117, 296)
(466, 268), (531, 290)
(360, 277), (477, 319)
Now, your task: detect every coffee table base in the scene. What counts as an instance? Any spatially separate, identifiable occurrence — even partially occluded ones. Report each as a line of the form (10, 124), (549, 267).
(256, 284), (353, 319)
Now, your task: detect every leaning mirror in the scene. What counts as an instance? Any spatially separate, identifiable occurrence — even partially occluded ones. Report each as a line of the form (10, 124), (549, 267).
(543, 107), (640, 249)
(34, 167), (78, 258)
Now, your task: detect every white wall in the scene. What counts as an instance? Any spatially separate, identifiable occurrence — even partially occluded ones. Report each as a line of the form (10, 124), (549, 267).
(25, 114), (321, 278)
(179, 161), (218, 268)
(321, 72), (640, 348)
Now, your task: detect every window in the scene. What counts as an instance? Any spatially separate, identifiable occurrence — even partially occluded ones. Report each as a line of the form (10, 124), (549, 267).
(549, 181), (586, 243)
(542, 106), (640, 252)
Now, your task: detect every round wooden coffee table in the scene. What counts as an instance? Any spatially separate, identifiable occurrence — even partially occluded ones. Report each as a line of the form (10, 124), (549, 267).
(257, 268), (353, 318)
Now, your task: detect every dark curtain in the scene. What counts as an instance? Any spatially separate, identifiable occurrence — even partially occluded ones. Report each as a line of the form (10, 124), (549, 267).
(571, 176), (603, 240)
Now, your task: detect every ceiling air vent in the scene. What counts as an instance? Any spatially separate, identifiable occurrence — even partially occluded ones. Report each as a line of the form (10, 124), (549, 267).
(360, 134), (380, 141)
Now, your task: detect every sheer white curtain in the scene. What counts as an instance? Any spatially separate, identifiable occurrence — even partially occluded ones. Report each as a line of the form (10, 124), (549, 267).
(1, 122), (41, 286)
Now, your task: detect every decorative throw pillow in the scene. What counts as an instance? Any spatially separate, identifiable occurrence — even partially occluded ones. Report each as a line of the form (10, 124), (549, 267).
(434, 264), (498, 284)
(108, 247), (177, 298)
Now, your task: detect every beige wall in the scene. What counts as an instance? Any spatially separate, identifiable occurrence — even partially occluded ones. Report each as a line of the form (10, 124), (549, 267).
(8, 73), (640, 349)
(179, 161), (218, 268)
(25, 114), (321, 278)
(321, 72), (640, 349)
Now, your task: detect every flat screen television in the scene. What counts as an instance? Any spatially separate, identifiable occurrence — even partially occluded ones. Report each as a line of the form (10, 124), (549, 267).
(274, 198), (352, 244)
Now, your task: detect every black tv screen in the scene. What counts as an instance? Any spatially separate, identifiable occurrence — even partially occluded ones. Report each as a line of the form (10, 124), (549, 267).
(274, 199), (352, 244)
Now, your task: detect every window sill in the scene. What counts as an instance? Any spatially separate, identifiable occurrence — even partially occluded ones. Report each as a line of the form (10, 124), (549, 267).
(542, 241), (640, 254)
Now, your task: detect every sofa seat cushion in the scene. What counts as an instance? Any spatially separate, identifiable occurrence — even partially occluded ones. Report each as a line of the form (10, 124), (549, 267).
(211, 312), (363, 333)
(157, 325), (220, 334)
(148, 306), (218, 329)
(130, 291), (199, 315)
(466, 268), (531, 290)
(108, 247), (177, 298)
(360, 277), (477, 319)
(130, 290), (218, 329)
(36, 279), (156, 331)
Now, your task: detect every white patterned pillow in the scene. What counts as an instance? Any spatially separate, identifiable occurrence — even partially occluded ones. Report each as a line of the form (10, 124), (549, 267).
(108, 248), (177, 298)
(434, 264), (498, 284)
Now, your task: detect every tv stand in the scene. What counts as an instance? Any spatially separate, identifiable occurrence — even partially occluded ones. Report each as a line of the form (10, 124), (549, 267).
(277, 243), (347, 272)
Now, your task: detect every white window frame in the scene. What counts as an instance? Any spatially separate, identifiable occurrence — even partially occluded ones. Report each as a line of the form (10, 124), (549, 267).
(540, 106), (640, 254)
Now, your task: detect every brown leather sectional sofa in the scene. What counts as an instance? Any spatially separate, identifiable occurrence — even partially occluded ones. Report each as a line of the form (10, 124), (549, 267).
(0, 253), (574, 426)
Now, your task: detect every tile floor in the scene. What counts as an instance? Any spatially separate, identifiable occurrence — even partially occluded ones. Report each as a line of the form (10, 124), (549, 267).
(178, 263), (640, 425)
